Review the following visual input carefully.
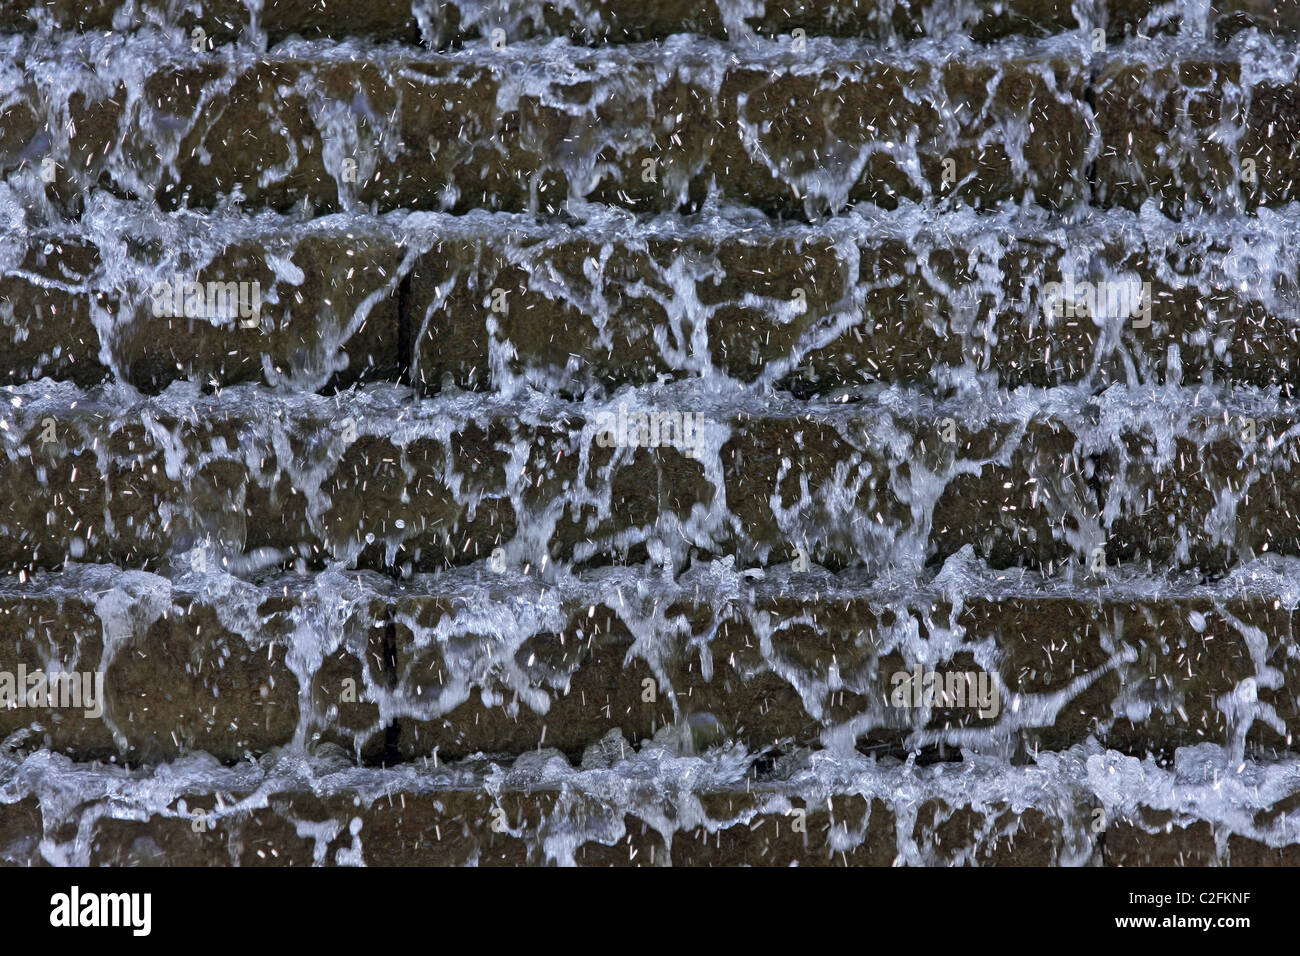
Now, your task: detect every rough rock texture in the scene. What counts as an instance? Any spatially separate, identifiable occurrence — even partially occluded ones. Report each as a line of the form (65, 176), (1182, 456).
(9, 203), (1297, 394)
(5, 560), (1295, 763)
(0, 36), (1098, 218)
(3, 0), (1295, 46)
(3, 743), (1298, 866)
(1, 0), (1298, 866)
(2, 381), (1298, 576)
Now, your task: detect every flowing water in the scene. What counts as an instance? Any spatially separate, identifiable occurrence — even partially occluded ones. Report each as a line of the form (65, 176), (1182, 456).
(1, 0), (1299, 864)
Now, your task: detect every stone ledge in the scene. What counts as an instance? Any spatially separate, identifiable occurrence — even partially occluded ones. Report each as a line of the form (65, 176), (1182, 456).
(2, 1), (1292, 47)
(3, 558), (1298, 762)
(2, 743), (1295, 865)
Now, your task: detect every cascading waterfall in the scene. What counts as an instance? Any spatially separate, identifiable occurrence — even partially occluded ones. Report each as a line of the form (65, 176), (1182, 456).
(1, 0), (1299, 866)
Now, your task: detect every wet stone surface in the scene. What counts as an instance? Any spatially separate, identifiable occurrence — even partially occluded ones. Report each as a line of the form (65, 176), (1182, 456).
(2, 0), (1299, 867)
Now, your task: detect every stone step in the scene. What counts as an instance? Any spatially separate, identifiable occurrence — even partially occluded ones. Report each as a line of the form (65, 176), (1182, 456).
(3, 557), (1298, 762)
(2, 744), (1297, 865)
(5, 203), (1299, 395)
(2, 380), (1299, 577)
(2, 34), (1096, 219)
(7, 33), (1297, 220)
(2, 0), (1293, 47)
